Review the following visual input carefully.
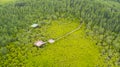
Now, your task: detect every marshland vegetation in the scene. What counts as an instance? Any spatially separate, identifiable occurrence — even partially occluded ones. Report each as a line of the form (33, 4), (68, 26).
(0, 0), (120, 67)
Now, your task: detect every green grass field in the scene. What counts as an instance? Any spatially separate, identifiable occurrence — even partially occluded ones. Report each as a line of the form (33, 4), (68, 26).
(24, 19), (105, 67)
(0, 0), (15, 4)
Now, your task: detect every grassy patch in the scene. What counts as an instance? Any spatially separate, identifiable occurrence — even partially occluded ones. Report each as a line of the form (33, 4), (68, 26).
(24, 18), (106, 67)
(0, 0), (15, 4)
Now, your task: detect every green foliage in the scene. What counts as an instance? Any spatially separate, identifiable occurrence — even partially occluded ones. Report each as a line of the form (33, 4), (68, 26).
(0, 0), (120, 47)
(0, 0), (120, 67)
(0, 47), (8, 55)
(0, 19), (106, 67)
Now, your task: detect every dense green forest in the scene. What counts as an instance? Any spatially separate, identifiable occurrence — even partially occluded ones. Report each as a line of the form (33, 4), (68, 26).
(0, 0), (120, 67)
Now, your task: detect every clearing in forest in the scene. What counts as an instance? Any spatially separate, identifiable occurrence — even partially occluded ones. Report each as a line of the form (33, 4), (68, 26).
(25, 19), (106, 67)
